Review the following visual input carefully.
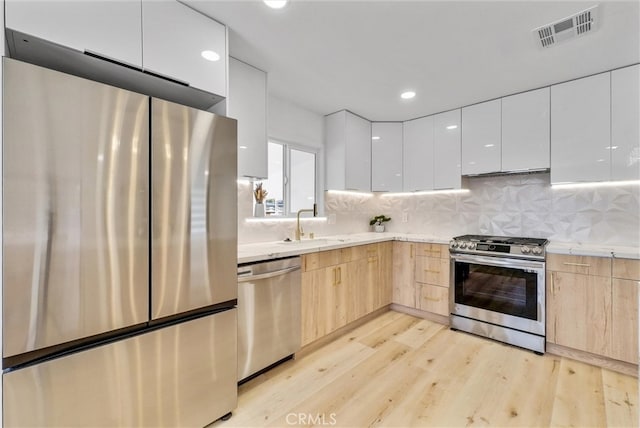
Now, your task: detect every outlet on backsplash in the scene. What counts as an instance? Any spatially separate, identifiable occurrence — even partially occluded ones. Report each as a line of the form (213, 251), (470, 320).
(402, 211), (408, 223)
(328, 214), (336, 225)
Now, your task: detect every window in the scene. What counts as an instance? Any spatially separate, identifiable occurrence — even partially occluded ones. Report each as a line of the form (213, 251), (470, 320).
(261, 140), (317, 216)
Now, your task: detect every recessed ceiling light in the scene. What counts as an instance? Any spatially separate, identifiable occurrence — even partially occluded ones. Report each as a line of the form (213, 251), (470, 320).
(372, 136), (380, 140)
(446, 125), (458, 130)
(264, 0), (288, 9)
(484, 144), (495, 148)
(201, 50), (220, 61)
(400, 91), (416, 99)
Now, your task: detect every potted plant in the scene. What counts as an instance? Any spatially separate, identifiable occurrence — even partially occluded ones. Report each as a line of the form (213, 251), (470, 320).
(369, 215), (391, 232)
(253, 182), (268, 217)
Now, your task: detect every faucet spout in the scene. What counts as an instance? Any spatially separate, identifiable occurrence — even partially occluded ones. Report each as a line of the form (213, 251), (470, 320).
(295, 203), (318, 241)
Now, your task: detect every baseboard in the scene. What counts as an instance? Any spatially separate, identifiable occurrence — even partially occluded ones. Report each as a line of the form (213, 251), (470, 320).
(546, 342), (638, 377)
(390, 303), (450, 325)
(296, 305), (391, 359)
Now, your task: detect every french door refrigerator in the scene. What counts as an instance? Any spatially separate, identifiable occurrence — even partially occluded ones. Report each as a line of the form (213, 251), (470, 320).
(2, 58), (238, 427)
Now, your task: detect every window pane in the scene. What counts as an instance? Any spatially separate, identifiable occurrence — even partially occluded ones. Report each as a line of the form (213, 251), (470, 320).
(290, 149), (315, 213)
(263, 142), (284, 216)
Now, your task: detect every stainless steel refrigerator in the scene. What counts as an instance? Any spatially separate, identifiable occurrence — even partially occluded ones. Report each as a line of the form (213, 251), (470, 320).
(2, 58), (238, 427)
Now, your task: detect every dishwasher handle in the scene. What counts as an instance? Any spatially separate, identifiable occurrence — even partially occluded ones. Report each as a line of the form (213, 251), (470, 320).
(237, 265), (301, 283)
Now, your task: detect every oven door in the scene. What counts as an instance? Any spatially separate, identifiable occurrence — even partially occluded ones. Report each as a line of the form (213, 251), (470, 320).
(450, 253), (545, 336)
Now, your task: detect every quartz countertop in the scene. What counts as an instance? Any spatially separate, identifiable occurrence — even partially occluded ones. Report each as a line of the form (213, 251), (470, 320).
(237, 232), (449, 264)
(546, 241), (640, 260)
(238, 233), (640, 264)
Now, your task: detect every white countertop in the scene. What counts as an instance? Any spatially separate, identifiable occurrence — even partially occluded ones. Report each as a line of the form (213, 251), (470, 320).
(238, 233), (640, 264)
(237, 232), (449, 264)
(546, 241), (640, 259)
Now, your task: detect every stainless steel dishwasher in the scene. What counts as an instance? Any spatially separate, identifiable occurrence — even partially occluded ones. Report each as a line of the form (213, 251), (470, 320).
(237, 256), (301, 382)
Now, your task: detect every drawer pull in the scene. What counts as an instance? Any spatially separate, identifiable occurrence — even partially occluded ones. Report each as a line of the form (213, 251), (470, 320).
(423, 296), (441, 302)
(562, 262), (591, 267)
(424, 269), (440, 273)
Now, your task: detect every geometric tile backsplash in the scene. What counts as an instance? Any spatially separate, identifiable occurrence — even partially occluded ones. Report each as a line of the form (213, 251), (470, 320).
(238, 172), (640, 247)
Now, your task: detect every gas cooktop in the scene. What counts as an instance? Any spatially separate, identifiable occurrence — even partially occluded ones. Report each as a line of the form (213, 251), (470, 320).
(449, 234), (548, 259)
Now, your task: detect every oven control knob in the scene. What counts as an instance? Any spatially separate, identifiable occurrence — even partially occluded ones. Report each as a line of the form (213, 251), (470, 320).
(459, 242), (467, 249)
(532, 246), (543, 255)
(449, 240), (458, 249)
(467, 242), (476, 250)
(521, 245), (531, 254)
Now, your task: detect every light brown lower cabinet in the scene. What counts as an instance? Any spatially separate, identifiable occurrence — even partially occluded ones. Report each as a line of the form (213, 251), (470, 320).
(547, 254), (639, 365)
(547, 270), (612, 356)
(301, 242), (392, 347)
(611, 258), (639, 364)
(416, 283), (449, 316)
(392, 242), (415, 307)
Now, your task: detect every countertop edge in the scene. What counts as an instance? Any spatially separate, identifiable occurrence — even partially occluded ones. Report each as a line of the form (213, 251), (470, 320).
(239, 234), (640, 264)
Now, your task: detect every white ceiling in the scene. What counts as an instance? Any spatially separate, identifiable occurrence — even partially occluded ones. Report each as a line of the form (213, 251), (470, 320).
(184, 0), (640, 122)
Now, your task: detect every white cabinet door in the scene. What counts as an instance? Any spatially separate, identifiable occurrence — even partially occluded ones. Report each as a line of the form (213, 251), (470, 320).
(433, 109), (462, 190)
(345, 113), (372, 191)
(142, 0), (227, 97)
(551, 72), (611, 184)
(228, 58), (267, 179)
(5, 0), (142, 67)
(325, 110), (371, 191)
(502, 87), (550, 172)
(461, 99), (501, 175)
(403, 116), (434, 191)
(371, 122), (403, 192)
(611, 64), (640, 181)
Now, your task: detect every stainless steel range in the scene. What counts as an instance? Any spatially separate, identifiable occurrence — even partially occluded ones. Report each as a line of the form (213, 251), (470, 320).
(449, 235), (548, 354)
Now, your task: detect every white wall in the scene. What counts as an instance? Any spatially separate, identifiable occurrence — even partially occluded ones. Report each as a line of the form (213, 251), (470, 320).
(238, 95), (325, 244)
(267, 94), (324, 148)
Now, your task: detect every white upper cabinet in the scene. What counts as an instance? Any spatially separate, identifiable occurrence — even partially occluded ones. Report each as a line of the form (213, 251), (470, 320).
(551, 72), (611, 184)
(433, 110), (462, 190)
(403, 116), (434, 191)
(501, 87), (550, 172)
(228, 58), (267, 179)
(325, 111), (371, 191)
(611, 64), (640, 181)
(461, 99), (501, 175)
(142, 0), (227, 97)
(371, 122), (403, 192)
(5, 0), (142, 67)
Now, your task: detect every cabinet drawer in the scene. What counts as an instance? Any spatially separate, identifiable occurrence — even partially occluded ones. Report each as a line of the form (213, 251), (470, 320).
(416, 284), (449, 316)
(415, 243), (449, 259)
(302, 250), (341, 271)
(350, 243), (379, 261)
(613, 258), (640, 281)
(414, 256), (449, 287)
(547, 254), (611, 277)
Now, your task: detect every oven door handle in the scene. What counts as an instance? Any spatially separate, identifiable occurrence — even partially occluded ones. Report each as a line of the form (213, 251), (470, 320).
(450, 253), (545, 270)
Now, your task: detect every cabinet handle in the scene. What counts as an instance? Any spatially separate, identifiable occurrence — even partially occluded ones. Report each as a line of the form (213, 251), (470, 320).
(424, 269), (440, 273)
(410, 245), (414, 258)
(337, 267), (342, 285)
(562, 262), (590, 267)
(332, 268), (337, 286)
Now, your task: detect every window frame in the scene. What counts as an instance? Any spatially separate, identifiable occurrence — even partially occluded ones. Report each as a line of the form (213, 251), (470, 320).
(264, 138), (320, 218)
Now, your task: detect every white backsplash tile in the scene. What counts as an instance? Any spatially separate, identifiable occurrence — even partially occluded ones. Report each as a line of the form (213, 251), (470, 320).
(238, 173), (639, 247)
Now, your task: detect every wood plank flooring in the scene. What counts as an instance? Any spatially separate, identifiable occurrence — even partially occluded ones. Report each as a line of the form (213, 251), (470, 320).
(212, 311), (638, 427)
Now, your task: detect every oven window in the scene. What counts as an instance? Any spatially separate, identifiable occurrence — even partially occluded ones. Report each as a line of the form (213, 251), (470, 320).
(454, 261), (538, 320)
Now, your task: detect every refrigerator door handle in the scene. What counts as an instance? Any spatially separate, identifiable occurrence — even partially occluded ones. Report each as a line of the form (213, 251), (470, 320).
(237, 266), (301, 283)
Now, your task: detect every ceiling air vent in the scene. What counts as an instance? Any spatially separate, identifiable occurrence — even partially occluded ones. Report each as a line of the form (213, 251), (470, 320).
(532, 5), (598, 49)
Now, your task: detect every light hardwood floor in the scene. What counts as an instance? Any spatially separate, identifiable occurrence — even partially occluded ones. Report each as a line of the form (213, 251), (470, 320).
(214, 311), (638, 427)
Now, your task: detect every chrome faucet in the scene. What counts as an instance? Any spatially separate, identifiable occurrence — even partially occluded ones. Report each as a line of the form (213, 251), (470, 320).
(295, 203), (318, 241)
